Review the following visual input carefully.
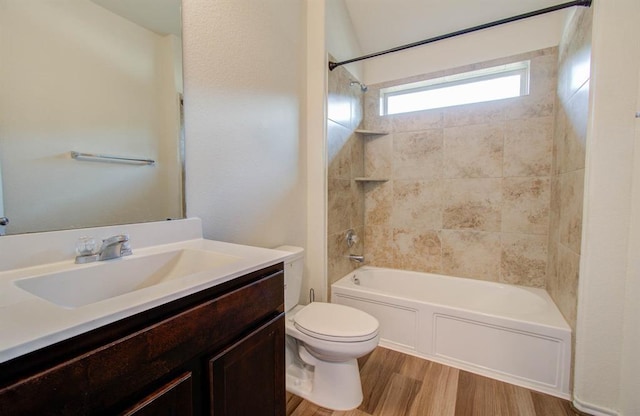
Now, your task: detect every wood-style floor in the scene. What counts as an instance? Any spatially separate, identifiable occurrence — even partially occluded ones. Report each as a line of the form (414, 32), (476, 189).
(286, 347), (583, 416)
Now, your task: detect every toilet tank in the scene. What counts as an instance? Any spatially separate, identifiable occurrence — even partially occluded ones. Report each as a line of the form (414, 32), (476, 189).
(274, 246), (304, 312)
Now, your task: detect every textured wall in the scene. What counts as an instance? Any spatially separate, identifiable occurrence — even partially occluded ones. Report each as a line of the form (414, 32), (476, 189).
(573, 0), (640, 412)
(547, 8), (592, 332)
(326, 61), (365, 288)
(361, 48), (557, 288)
(183, 0), (306, 249)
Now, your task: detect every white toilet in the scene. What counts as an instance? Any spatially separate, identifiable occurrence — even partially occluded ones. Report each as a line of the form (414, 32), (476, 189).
(276, 246), (379, 411)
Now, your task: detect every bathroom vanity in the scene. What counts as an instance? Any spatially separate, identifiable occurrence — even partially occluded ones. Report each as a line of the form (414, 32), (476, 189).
(0, 219), (289, 415)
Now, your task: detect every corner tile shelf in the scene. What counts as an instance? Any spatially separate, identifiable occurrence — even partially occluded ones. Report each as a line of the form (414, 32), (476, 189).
(354, 177), (389, 183)
(353, 130), (389, 182)
(355, 129), (389, 136)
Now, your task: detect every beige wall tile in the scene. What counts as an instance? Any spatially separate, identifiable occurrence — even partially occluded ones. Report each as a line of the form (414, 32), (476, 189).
(350, 131), (365, 178)
(328, 62), (365, 131)
(394, 228), (442, 273)
(529, 50), (559, 98)
(443, 178), (502, 231)
(552, 244), (580, 330)
(350, 180), (365, 229)
(552, 102), (566, 176)
(502, 177), (550, 235)
(558, 81), (589, 173)
(364, 181), (393, 227)
(351, 90), (364, 131)
(501, 233), (548, 287)
(443, 123), (504, 178)
(546, 237), (559, 292)
(328, 178), (352, 235)
(504, 117), (553, 177)
(546, 8), (590, 334)
(364, 134), (393, 178)
(327, 120), (352, 180)
(504, 93), (555, 120)
(548, 175), (561, 242)
(327, 231), (350, 285)
(443, 100), (505, 127)
(559, 169), (584, 254)
(441, 230), (501, 281)
(328, 64), (354, 128)
(360, 48), (566, 289)
(364, 88), (392, 132)
(444, 100), (506, 127)
(557, 7), (592, 101)
(392, 180), (443, 229)
(393, 130), (443, 179)
(391, 109), (443, 132)
(327, 63), (366, 296)
(364, 225), (395, 268)
(327, 226), (364, 286)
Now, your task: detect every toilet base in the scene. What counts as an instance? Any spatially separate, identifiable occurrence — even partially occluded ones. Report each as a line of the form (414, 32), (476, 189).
(285, 354), (363, 411)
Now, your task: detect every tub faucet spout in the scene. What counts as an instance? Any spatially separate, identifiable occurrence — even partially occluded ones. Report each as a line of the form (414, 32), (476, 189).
(348, 254), (365, 263)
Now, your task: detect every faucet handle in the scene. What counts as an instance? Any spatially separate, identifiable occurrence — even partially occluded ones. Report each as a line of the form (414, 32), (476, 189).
(75, 237), (99, 264)
(120, 240), (133, 257)
(76, 237), (99, 256)
(346, 229), (359, 248)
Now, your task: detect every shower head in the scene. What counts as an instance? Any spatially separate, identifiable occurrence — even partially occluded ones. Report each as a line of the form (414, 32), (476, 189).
(349, 80), (368, 92)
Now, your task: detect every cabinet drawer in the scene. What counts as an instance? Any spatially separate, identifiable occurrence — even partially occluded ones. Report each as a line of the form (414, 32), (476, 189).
(122, 372), (193, 416)
(0, 269), (284, 415)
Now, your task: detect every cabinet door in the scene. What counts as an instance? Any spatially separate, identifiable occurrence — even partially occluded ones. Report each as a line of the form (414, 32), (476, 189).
(209, 314), (285, 416)
(121, 372), (193, 416)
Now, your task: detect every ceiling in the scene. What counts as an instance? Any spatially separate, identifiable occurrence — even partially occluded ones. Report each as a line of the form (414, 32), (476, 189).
(343, 0), (573, 55)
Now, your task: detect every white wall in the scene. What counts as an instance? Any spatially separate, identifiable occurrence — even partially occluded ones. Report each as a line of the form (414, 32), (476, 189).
(305, 0), (328, 302)
(619, 64), (640, 415)
(362, 12), (567, 85)
(182, 0), (307, 250)
(0, 1), (182, 234)
(574, 0), (640, 414)
(326, 0), (363, 82)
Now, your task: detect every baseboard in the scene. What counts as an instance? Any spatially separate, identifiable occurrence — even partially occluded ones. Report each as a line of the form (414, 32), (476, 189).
(573, 397), (618, 416)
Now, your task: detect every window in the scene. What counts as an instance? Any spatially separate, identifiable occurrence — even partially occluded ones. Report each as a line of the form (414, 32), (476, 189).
(380, 61), (530, 115)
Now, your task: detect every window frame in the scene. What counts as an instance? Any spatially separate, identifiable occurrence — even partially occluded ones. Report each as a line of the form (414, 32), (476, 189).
(380, 60), (531, 116)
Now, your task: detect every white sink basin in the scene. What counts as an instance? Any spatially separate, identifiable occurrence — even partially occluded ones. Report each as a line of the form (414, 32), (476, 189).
(14, 249), (242, 308)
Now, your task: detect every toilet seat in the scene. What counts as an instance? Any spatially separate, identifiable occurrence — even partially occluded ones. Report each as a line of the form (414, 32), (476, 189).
(293, 302), (379, 342)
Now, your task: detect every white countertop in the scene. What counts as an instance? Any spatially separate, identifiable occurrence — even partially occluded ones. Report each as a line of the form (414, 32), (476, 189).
(0, 220), (293, 364)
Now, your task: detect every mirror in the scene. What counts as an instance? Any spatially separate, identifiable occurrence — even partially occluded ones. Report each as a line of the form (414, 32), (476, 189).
(0, 0), (184, 235)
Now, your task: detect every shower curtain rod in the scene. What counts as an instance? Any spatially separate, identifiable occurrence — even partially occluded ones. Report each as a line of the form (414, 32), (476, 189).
(328, 0), (592, 71)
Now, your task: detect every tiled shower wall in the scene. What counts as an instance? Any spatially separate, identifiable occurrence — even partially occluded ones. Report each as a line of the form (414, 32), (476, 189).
(362, 48), (558, 288)
(547, 8), (592, 331)
(326, 61), (365, 287)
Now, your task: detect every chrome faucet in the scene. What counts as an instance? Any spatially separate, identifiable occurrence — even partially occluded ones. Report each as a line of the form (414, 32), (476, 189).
(347, 254), (365, 263)
(98, 234), (132, 261)
(75, 234), (132, 264)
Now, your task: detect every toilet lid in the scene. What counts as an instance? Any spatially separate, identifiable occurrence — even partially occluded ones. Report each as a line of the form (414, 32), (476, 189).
(293, 302), (379, 342)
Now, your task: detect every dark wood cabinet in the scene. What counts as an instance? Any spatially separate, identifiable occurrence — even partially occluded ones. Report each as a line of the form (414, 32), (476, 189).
(122, 372), (194, 416)
(209, 316), (285, 416)
(0, 263), (285, 416)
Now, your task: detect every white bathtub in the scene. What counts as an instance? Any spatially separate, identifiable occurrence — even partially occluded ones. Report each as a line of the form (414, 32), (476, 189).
(331, 266), (572, 399)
